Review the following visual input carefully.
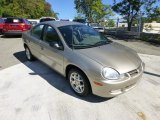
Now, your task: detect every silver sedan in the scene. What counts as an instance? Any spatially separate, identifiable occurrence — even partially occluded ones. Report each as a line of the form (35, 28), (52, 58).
(22, 21), (145, 97)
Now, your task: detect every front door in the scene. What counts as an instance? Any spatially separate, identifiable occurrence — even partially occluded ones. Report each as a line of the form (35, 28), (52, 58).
(40, 25), (64, 75)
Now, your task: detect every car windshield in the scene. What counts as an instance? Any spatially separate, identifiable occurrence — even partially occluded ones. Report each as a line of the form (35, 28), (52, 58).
(5, 18), (23, 23)
(58, 25), (111, 49)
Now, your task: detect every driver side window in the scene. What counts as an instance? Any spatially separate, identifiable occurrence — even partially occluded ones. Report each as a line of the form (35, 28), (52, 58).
(43, 26), (61, 44)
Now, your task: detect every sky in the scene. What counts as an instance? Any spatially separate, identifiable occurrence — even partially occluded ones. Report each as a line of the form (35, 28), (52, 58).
(46, 0), (115, 19)
(46, 0), (159, 20)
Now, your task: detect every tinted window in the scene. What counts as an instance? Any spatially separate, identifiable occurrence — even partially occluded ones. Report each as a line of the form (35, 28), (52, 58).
(31, 25), (44, 39)
(40, 18), (55, 23)
(5, 18), (23, 23)
(73, 19), (86, 23)
(43, 26), (60, 44)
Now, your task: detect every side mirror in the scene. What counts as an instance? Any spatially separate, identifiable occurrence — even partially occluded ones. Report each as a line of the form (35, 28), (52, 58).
(49, 42), (64, 50)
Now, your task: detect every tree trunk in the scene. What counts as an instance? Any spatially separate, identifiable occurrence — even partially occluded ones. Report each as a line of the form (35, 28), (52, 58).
(128, 22), (132, 31)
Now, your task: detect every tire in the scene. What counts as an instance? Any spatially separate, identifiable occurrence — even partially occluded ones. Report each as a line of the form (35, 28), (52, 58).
(68, 69), (90, 96)
(25, 46), (34, 61)
(3, 34), (8, 38)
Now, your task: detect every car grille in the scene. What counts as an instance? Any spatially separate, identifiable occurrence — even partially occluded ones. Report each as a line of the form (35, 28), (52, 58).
(128, 65), (142, 77)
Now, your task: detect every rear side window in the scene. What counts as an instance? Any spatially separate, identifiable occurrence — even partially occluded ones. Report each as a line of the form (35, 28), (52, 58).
(5, 18), (23, 23)
(31, 25), (44, 39)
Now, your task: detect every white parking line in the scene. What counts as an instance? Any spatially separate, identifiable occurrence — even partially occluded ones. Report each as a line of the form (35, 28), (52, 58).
(0, 54), (160, 120)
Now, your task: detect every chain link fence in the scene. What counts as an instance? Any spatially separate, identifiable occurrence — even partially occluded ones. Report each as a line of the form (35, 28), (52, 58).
(103, 18), (142, 39)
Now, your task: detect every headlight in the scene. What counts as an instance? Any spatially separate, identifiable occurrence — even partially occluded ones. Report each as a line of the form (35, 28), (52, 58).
(102, 67), (120, 80)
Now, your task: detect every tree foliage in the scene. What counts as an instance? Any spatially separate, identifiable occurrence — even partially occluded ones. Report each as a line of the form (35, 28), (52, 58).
(112, 0), (158, 31)
(74, 0), (113, 23)
(107, 19), (115, 27)
(74, 13), (85, 20)
(147, 7), (160, 22)
(0, 0), (58, 19)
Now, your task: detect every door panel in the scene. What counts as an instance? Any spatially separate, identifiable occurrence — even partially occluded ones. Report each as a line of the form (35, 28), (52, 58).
(28, 24), (45, 59)
(28, 35), (42, 58)
(40, 41), (64, 74)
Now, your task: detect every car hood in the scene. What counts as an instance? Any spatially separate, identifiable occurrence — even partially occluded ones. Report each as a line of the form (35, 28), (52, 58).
(77, 42), (142, 74)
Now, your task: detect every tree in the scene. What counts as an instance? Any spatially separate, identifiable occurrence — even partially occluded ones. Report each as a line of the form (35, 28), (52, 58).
(0, 0), (58, 19)
(74, 13), (85, 20)
(107, 19), (115, 27)
(148, 7), (160, 22)
(74, 0), (112, 23)
(112, 0), (158, 31)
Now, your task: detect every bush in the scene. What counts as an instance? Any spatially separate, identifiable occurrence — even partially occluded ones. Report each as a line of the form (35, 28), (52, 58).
(140, 33), (160, 44)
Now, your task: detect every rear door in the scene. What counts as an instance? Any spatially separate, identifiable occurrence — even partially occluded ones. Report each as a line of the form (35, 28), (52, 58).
(27, 24), (45, 59)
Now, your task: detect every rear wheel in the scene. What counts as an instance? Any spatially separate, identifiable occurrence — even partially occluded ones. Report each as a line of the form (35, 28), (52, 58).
(25, 47), (34, 61)
(68, 69), (90, 96)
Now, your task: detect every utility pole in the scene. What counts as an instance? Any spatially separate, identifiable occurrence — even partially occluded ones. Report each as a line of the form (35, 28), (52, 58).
(116, 17), (119, 36)
(138, 11), (142, 38)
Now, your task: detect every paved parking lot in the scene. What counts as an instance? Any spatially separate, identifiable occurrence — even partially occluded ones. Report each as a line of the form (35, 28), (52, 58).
(0, 35), (160, 120)
(108, 36), (160, 56)
(0, 36), (26, 70)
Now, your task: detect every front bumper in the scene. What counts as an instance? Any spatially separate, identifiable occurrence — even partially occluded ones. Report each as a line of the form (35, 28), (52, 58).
(90, 63), (145, 98)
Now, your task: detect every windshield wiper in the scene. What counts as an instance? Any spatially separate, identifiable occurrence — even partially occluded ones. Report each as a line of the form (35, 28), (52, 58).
(70, 44), (96, 49)
(94, 41), (110, 46)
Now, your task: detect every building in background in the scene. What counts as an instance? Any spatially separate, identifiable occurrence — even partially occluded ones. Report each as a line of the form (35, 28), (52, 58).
(143, 21), (160, 34)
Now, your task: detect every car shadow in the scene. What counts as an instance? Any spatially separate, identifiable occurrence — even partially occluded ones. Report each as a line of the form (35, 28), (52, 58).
(0, 35), (22, 38)
(144, 71), (160, 77)
(13, 51), (111, 103)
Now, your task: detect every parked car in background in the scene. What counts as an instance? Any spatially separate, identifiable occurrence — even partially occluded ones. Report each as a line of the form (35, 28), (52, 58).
(3, 17), (32, 36)
(0, 18), (4, 34)
(90, 23), (105, 33)
(22, 21), (144, 98)
(60, 19), (70, 21)
(73, 19), (88, 25)
(40, 17), (56, 22)
(29, 21), (37, 26)
(28, 19), (39, 26)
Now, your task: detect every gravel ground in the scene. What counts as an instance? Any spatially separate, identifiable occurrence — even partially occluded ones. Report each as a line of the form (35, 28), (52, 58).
(108, 37), (160, 56)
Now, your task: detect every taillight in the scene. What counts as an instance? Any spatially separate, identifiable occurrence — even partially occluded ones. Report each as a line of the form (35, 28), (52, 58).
(3, 24), (9, 31)
(21, 24), (31, 31)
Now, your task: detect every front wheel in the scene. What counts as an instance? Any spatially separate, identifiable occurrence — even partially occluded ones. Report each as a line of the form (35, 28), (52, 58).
(68, 69), (90, 96)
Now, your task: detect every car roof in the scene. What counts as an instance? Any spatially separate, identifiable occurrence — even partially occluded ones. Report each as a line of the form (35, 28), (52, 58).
(43, 21), (83, 27)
